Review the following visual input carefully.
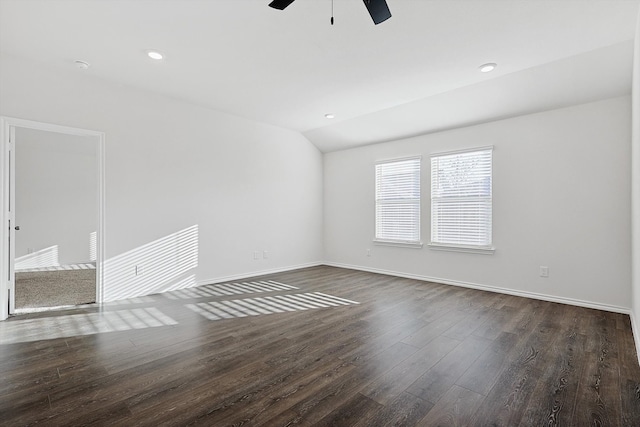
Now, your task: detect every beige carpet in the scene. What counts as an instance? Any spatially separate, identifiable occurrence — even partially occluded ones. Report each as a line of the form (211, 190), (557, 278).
(16, 269), (96, 309)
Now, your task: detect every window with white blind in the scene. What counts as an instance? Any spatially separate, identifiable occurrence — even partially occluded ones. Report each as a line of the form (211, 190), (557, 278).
(375, 157), (421, 246)
(430, 147), (494, 253)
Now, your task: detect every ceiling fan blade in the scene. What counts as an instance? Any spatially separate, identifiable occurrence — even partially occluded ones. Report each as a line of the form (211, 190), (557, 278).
(362, 0), (392, 24)
(269, 0), (296, 10)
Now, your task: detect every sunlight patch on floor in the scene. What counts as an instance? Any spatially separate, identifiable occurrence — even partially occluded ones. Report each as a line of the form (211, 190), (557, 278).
(165, 280), (299, 300)
(0, 307), (177, 344)
(186, 292), (359, 321)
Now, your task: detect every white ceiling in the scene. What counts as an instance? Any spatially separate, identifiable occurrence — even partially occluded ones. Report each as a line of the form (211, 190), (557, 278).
(1, 0), (639, 152)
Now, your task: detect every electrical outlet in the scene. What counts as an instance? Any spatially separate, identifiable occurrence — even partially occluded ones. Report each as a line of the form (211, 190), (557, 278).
(263, 251), (268, 259)
(366, 248), (371, 257)
(253, 251), (260, 260)
(539, 266), (549, 278)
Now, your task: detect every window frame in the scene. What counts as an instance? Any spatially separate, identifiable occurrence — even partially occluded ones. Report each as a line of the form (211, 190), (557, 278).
(374, 156), (423, 248)
(429, 146), (495, 255)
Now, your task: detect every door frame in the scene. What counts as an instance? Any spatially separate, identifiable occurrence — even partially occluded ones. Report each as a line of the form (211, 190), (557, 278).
(0, 117), (106, 320)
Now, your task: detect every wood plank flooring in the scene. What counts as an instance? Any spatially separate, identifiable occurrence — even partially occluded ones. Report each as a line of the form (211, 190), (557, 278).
(1, 265), (639, 426)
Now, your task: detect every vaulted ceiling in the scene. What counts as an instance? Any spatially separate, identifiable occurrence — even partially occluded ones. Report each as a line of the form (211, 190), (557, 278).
(1, 0), (639, 152)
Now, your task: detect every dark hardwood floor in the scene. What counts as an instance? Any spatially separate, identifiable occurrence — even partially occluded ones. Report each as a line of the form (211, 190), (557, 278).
(1, 265), (639, 426)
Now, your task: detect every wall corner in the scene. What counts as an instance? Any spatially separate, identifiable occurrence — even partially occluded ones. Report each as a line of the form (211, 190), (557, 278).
(631, 7), (640, 364)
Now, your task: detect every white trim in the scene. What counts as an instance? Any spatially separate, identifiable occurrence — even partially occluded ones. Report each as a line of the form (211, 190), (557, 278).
(0, 117), (106, 320)
(631, 311), (640, 366)
(0, 118), (103, 138)
(195, 262), (323, 287)
(8, 124), (14, 316)
(374, 154), (422, 166)
(13, 303), (95, 314)
(428, 243), (495, 255)
(96, 127), (106, 305)
(430, 145), (494, 158)
(322, 261), (631, 315)
(0, 120), (9, 320)
(373, 239), (423, 249)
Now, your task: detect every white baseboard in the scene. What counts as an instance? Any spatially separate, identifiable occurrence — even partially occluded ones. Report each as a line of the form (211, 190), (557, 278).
(323, 262), (631, 315)
(196, 262), (323, 287)
(630, 311), (640, 366)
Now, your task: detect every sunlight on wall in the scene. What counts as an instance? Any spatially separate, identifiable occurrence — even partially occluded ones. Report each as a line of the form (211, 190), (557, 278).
(0, 307), (177, 345)
(89, 231), (97, 262)
(164, 280), (298, 300)
(14, 245), (59, 271)
(186, 291), (359, 321)
(103, 225), (198, 301)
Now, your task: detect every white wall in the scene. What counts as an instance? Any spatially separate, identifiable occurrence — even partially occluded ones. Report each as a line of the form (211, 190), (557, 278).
(0, 50), (633, 313)
(0, 54), (323, 301)
(14, 128), (98, 267)
(324, 96), (632, 311)
(631, 10), (640, 349)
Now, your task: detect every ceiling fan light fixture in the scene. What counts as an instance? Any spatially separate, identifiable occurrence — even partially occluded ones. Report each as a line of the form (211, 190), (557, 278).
(479, 63), (497, 73)
(269, 0), (391, 25)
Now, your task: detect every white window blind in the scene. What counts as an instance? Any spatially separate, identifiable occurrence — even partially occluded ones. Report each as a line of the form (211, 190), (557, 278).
(431, 147), (492, 248)
(375, 157), (421, 244)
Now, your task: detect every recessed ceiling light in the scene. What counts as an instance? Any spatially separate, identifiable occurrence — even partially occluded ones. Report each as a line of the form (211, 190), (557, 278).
(325, 113), (335, 119)
(479, 63), (497, 73)
(147, 50), (164, 60)
(74, 60), (90, 70)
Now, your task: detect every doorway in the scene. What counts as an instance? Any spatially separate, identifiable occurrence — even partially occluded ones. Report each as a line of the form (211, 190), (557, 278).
(1, 118), (105, 319)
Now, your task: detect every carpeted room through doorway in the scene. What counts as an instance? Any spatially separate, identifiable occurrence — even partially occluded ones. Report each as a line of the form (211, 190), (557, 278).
(15, 264), (96, 311)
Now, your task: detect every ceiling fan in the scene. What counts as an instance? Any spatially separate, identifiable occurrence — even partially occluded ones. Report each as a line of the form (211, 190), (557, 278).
(269, 0), (392, 25)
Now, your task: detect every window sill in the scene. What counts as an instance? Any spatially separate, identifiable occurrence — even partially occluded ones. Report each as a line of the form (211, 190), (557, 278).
(428, 243), (495, 255)
(373, 239), (423, 249)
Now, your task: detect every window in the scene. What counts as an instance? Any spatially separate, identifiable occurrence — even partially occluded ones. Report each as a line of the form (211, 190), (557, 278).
(430, 147), (493, 253)
(375, 157), (421, 246)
